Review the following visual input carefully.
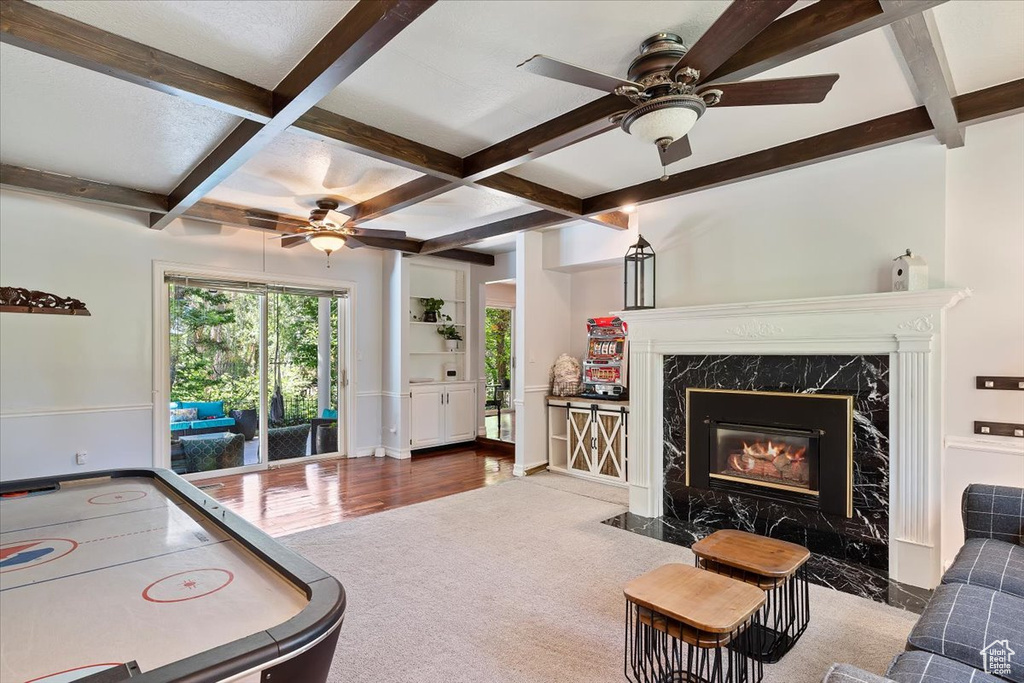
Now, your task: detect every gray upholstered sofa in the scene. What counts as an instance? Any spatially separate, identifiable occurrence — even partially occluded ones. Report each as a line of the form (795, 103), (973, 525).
(823, 484), (1024, 683)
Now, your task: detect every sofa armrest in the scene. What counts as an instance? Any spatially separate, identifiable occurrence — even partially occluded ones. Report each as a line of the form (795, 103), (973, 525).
(961, 484), (1024, 543)
(821, 664), (894, 683)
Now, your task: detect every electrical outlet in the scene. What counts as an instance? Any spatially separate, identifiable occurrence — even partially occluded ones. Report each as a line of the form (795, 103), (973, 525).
(75, 451), (87, 465)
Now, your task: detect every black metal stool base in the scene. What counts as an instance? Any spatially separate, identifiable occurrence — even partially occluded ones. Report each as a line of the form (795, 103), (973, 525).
(624, 603), (764, 683)
(697, 559), (811, 664)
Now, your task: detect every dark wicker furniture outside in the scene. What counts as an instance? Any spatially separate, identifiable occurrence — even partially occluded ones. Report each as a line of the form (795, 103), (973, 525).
(310, 418), (337, 454)
(315, 423), (339, 455)
(268, 424), (311, 461)
(180, 432), (245, 473)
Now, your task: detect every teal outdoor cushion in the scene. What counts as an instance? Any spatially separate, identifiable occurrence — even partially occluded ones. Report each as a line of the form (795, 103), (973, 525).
(191, 417), (235, 430)
(170, 422), (191, 432)
(180, 401), (225, 419)
(321, 408), (338, 419)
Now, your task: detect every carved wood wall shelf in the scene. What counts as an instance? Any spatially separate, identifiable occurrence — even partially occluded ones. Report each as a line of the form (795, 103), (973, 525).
(0, 287), (91, 316)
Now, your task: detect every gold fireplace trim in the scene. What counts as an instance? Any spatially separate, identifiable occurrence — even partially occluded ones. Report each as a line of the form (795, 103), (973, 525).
(708, 472), (821, 496)
(684, 388), (854, 518)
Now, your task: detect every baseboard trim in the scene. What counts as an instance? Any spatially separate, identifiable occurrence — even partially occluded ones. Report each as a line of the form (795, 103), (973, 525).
(525, 463), (548, 476)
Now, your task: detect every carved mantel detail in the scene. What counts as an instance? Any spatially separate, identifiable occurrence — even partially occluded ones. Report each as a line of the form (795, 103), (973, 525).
(898, 314), (934, 332)
(0, 286), (91, 316)
(726, 320), (784, 338)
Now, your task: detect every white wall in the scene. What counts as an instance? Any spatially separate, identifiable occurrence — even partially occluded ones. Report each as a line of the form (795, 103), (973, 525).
(0, 191), (384, 479)
(515, 232), (569, 474)
(556, 118), (1024, 567)
(942, 115), (1024, 561)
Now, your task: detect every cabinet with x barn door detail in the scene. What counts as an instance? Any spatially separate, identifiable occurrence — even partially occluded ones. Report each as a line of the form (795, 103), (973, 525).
(410, 382), (477, 449)
(547, 397), (629, 485)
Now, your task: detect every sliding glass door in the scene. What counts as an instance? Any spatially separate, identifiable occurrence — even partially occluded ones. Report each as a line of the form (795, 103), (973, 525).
(165, 275), (348, 477)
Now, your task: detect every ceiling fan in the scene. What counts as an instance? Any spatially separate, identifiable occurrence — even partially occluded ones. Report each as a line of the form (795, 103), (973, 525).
(268, 199), (408, 266)
(517, 0), (839, 180)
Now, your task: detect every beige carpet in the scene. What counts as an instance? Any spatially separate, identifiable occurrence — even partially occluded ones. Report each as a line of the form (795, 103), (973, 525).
(283, 474), (915, 683)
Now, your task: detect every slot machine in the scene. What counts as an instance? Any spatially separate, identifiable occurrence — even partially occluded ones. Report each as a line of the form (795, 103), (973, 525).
(581, 316), (628, 399)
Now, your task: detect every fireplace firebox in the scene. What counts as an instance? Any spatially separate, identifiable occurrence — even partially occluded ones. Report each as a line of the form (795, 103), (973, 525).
(687, 389), (853, 517)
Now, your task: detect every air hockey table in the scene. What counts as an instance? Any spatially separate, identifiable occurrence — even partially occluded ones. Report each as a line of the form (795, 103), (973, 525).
(0, 468), (346, 683)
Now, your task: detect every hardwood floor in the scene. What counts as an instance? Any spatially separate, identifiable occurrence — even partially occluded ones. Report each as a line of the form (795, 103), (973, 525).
(198, 446), (515, 537)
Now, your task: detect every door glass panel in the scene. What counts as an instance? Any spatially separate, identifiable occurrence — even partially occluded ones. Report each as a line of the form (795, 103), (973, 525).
(168, 284), (262, 474)
(267, 292), (341, 462)
(484, 307), (513, 442)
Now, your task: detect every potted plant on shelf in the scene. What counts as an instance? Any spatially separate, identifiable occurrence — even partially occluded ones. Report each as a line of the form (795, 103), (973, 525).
(419, 297), (444, 323)
(437, 317), (462, 351)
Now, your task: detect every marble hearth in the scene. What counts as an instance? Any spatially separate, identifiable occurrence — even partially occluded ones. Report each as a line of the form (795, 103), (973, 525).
(616, 289), (970, 590)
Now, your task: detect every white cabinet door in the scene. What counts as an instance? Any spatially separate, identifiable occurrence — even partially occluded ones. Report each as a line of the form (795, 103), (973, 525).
(410, 385), (444, 448)
(444, 385), (476, 443)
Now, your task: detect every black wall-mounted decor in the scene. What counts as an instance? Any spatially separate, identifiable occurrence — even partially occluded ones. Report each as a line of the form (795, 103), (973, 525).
(976, 376), (1024, 391)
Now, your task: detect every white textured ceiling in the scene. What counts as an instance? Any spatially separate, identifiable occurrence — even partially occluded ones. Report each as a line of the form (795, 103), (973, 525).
(0, 44), (239, 193)
(205, 131), (424, 217)
(932, 2), (1024, 95)
(2, 0), (1022, 253)
(361, 185), (537, 240)
(29, 0), (356, 89)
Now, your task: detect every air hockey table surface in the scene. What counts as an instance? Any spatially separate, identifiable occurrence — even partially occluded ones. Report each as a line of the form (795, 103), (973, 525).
(0, 468), (345, 683)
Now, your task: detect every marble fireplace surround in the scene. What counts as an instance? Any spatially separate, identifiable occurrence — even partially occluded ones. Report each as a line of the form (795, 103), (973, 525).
(617, 289), (970, 589)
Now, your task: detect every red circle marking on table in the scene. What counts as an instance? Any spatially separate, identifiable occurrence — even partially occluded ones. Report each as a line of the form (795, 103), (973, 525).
(26, 663), (124, 682)
(0, 538), (78, 573)
(87, 490), (148, 505)
(142, 568), (234, 603)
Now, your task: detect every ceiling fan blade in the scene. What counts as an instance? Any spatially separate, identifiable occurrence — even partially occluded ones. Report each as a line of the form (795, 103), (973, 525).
(518, 54), (642, 93)
(658, 136), (693, 167)
(699, 74), (839, 107)
(348, 227), (408, 239)
(670, 0), (796, 84)
(266, 231), (308, 240)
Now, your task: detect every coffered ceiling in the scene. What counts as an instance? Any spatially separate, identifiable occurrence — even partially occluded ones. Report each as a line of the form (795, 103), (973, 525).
(1, 0), (1022, 258)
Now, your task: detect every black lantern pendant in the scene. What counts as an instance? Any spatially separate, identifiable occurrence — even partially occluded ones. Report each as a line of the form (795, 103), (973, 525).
(624, 235), (656, 310)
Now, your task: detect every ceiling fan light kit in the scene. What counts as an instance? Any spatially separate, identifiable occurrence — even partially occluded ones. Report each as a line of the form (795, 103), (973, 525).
(619, 94), (706, 147)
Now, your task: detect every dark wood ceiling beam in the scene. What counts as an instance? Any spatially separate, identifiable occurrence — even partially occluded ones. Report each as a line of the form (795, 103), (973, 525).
(704, 0), (947, 84)
(340, 235), (495, 266)
(582, 79), (1024, 215)
(419, 210), (568, 255)
(461, 95), (625, 181)
(0, 0), (273, 121)
(885, 2), (963, 147)
(0, 164), (168, 212)
(346, 175), (453, 223)
(150, 0), (436, 230)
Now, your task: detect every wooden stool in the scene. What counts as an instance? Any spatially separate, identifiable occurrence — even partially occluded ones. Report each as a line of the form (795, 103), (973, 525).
(691, 530), (811, 663)
(624, 563), (765, 683)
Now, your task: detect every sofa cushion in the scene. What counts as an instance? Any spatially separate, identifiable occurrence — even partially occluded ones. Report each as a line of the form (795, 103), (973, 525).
(169, 421), (191, 432)
(963, 485), (1024, 544)
(191, 417), (235, 430)
(321, 408), (338, 419)
(907, 583), (1024, 682)
(887, 651), (1004, 683)
(179, 401), (225, 420)
(943, 538), (1024, 599)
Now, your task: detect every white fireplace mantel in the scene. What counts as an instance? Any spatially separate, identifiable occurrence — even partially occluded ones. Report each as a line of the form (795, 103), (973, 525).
(617, 288), (971, 588)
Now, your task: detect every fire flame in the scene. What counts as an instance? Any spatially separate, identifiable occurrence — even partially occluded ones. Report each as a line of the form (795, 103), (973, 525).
(741, 440), (806, 462)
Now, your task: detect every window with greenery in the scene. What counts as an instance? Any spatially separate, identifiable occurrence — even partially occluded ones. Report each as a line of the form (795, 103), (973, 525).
(484, 307), (512, 390)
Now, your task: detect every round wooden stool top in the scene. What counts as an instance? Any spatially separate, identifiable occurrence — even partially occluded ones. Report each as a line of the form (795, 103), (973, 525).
(623, 563), (765, 636)
(691, 529), (810, 581)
